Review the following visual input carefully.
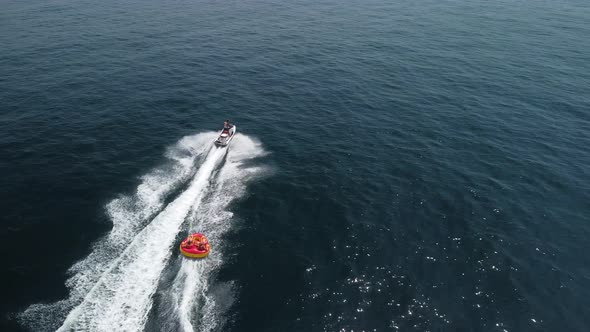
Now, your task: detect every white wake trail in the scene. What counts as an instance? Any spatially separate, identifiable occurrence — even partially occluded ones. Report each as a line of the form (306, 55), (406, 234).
(18, 132), (268, 332)
(57, 145), (226, 331)
(171, 135), (268, 332)
(18, 132), (221, 332)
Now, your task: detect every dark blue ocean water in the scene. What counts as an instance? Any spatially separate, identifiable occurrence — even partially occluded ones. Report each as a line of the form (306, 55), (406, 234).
(2, 0), (590, 331)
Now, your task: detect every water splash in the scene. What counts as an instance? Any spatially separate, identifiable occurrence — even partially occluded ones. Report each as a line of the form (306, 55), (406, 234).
(18, 132), (267, 332)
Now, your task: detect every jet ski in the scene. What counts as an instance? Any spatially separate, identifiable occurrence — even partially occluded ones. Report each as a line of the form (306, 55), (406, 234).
(214, 124), (236, 147)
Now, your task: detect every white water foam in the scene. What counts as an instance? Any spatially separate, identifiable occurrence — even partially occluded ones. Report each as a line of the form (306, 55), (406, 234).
(17, 132), (227, 331)
(56, 146), (226, 331)
(170, 135), (268, 332)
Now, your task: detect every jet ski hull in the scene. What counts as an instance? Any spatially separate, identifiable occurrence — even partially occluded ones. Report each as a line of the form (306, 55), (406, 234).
(214, 125), (236, 147)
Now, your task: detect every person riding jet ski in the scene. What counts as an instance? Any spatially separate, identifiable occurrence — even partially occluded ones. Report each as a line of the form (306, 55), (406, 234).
(223, 120), (233, 130)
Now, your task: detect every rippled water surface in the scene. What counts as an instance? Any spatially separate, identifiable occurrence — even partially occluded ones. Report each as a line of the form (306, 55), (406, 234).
(1, 0), (590, 331)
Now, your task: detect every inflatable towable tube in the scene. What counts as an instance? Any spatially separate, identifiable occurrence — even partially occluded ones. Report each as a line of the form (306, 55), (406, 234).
(180, 233), (210, 258)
